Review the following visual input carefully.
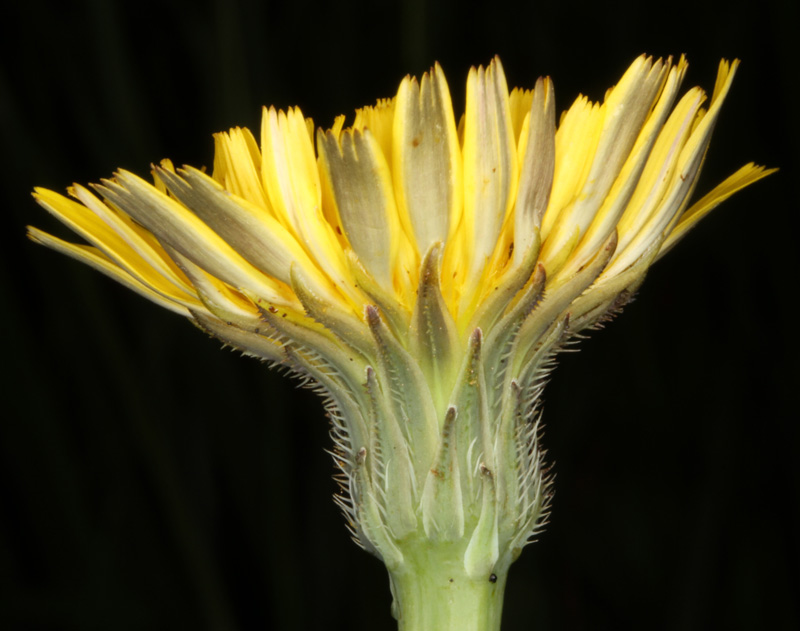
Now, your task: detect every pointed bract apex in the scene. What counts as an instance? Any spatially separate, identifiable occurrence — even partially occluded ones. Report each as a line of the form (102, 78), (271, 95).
(363, 302), (440, 495)
(348, 251), (410, 338)
(464, 459), (500, 579)
(289, 262), (373, 358)
(469, 326), (483, 347)
(362, 366), (417, 540)
(421, 406), (465, 541)
(410, 242), (461, 412)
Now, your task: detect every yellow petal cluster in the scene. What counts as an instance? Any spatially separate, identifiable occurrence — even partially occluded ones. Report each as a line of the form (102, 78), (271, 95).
(30, 55), (772, 340)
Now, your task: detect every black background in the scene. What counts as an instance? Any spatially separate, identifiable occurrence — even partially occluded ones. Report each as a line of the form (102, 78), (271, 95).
(1, 0), (797, 629)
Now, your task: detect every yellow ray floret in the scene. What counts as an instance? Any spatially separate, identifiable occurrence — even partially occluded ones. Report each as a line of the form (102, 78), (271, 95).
(29, 54), (774, 336)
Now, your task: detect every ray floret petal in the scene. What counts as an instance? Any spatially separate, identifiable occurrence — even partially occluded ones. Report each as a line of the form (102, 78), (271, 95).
(29, 54), (774, 631)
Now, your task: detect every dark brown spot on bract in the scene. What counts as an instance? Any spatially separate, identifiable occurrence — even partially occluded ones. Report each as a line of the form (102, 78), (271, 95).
(411, 137), (421, 147)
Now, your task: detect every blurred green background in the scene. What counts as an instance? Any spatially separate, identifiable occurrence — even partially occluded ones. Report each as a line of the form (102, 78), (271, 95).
(1, 0), (797, 629)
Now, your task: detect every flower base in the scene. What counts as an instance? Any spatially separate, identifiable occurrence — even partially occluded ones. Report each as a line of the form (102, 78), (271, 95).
(389, 540), (507, 631)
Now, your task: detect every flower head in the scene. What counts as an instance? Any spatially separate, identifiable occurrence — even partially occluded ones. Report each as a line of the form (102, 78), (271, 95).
(29, 55), (773, 583)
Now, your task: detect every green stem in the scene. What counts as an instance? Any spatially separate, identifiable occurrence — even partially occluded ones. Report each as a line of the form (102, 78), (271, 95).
(388, 542), (507, 631)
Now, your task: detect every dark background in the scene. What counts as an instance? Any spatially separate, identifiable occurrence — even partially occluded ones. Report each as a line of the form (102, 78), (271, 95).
(1, 0), (797, 629)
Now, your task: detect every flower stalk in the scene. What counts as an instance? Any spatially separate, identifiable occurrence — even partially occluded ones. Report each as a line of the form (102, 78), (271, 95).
(389, 539), (508, 631)
(28, 55), (773, 629)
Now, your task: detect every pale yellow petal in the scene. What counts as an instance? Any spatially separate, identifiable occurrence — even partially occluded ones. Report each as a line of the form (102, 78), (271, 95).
(612, 87), (706, 256)
(212, 127), (271, 211)
(565, 57), (688, 275)
(539, 96), (603, 241)
(317, 128), (400, 288)
(353, 97), (396, 165)
(156, 165), (335, 305)
(460, 57), (518, 294)
(570, 57), (668, 232)
(508, 87), (534, 142)
(658, 163), (777, 258)
(95, 169), (290, 304)
(392, 63), (462, 257)
(69, 183), (199, 298)
(33, 186), (201, 306)
(514, 76), (555, 262)
(27, 227), (197, 317)
(261, 106), (321, 235)
(261, 106), (352, 297)
(329, 114), (346, 138)
(541, 56), (669, 275)
(609, 61), (741, 275)
(166, 248), (270, 322)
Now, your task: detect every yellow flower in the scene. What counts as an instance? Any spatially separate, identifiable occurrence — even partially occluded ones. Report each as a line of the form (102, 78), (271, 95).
(29, 55), (774, 631)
